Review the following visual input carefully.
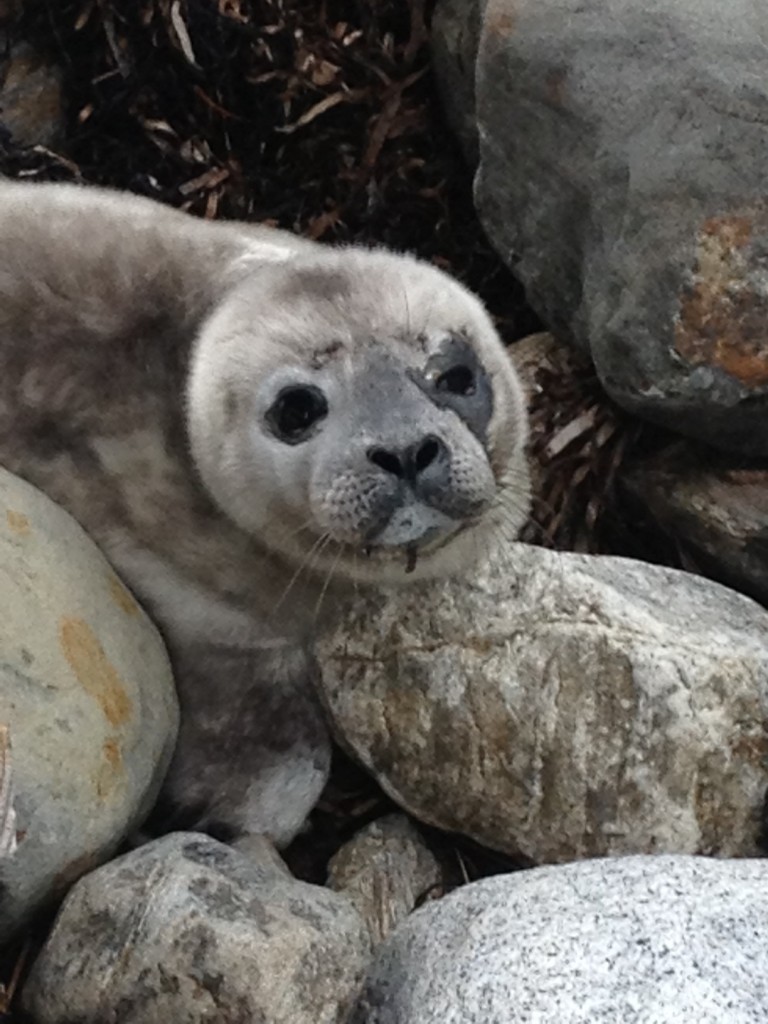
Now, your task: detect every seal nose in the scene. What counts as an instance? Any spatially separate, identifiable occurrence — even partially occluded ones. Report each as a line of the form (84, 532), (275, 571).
(367, 435), (446, 482)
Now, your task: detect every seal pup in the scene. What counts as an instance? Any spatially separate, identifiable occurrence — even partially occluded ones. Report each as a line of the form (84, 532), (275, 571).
(0, 180), (530, 844)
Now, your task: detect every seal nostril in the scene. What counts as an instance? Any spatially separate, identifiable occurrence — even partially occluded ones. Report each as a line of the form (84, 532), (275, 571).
(368, 447), (405, 478)
(414, 437), (440, 474)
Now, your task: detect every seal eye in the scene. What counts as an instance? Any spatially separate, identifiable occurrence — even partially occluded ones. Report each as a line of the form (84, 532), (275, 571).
(435, 364), (476, 396)
(267, 385), (328, 444)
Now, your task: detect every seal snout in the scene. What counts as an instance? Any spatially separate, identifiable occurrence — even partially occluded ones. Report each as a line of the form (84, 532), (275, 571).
(366, 434), (447, 484)
(364, 433), (464, 547)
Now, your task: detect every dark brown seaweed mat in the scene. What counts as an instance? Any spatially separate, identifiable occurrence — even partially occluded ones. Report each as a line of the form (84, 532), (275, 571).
(2, 0), (540, 334)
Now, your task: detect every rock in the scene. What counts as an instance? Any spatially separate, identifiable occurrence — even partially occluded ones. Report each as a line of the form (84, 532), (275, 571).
(625, 446), (768, 606)
(0, 40), (64, 149)
(316, 542), (768, 862)
(23, 832), (371, 1024)
(351, 854), (768, 1023)
(328, 814), (445, 947)
(0, 2), (20, 23)
(430, 0), (485, 160)
(0, 467), (178, 939)
(0, 725), (15, 859)
(508, 331), (584, 401)
(432, 0), (768, 454)
(231, 832), (294, 875)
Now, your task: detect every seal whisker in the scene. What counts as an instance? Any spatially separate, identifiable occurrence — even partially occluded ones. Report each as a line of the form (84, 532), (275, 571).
(402, 280), (412, 339)
(314, 542), (345, 621)
(273, 532), (330, 613)
(280, 517), (317, 542)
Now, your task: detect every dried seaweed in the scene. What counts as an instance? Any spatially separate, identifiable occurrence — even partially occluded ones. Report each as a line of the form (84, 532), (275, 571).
(521, 353), (677, 558)
(2, 0), (539, 336)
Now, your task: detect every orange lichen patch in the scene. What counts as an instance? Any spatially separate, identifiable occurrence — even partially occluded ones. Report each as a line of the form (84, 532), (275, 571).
(108, 574), (140, 617)
(5, 510), (30, 536)
(674, 213), (768, 387)
(96, 737), (124, 800)
(701, 214), (752, 249)
(58, 617), (133, 727)
(102, 737), (122, 771)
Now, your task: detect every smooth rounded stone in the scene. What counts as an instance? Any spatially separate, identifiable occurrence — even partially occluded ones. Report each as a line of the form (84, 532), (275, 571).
(434, 0), (768, 453)
(351, 854), (768, 1023)
(328, 814), (445, 946)
(0, 41), (64, 148)
(0, 467), (178, 938)
(23, 832), (371, 1024)
(625, 446), (768, 606)
(508, 331), (584, 399)
(316, 543), (768, 862)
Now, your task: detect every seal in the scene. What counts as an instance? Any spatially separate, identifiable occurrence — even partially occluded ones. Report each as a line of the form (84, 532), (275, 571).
(0, 180), (530, 844)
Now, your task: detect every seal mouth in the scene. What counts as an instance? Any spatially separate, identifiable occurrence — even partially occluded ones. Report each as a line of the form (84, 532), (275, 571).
(362, 515), (464, 574)
(369, 502), (455, 548)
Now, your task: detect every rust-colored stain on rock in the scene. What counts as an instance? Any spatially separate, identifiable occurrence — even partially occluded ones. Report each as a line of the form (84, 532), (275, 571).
(484, 0), (516, 40)
(59, 617), (133, 727)
(5, 510), (31, 536)
(108, 574), (140, 617)
(675, 214), (768, 387)
(96, 736), (124, 800)
(730, 730), (768, 763)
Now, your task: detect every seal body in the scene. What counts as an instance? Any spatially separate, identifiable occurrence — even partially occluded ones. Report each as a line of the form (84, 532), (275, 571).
(0, 180), (530, 843)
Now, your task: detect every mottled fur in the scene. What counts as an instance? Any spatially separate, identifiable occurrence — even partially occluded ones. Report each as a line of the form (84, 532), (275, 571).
(0, 180), (529, 843)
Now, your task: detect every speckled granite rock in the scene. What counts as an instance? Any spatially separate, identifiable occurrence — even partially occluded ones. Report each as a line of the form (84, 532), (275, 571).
(328, 814), (445, 946)
(316, 542), (768, 862)
(0, 467), (178, 939)
(351, 855), (768, 1023)
(433, 0), (768, 454)
(23, 832), (371, 1024)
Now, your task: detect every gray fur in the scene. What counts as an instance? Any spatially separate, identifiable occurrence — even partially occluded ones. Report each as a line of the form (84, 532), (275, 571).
(0, 180), (530, 843)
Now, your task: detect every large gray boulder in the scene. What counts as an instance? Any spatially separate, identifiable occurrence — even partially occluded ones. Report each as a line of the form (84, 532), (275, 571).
(23, 832), (371, 1024)
(433, 0), (768, 454)
(351, 854), (768, 1023)
(0, 467), (178, 939)
(316, 542), (768, 862)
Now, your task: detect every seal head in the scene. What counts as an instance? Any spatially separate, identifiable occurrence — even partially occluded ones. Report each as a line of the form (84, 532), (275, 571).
(188, 246), (529, 584)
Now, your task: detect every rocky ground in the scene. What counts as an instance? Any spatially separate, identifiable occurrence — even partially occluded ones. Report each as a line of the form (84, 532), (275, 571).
(2, 0), (767, 1020)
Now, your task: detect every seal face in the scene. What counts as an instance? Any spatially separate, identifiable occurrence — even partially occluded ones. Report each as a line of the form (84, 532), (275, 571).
(188, 248), (530, 585)
(0, 180), (530, 843)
